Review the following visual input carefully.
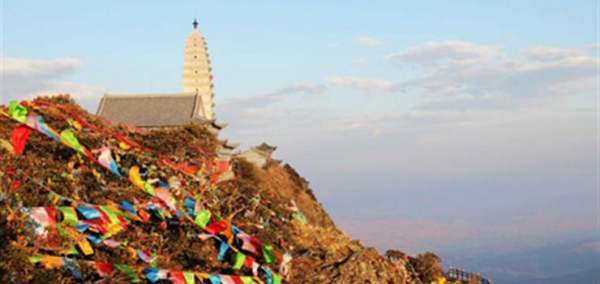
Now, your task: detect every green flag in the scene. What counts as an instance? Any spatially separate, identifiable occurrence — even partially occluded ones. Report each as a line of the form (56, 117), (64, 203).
(28, 255), (42, 264)
(184, 271), (195, 284)
(194, 210), (211, 229)
(99, 206), (120, 225)
(143, 182), (156, 197)
(241, 276), (256, 284)
(273, 274), (282, 284)
(233, 252), (246, 269)
(59, 207), (78, 226)
(8, 101), (27, 123)
(114, 264), (141, 283)
(60, 129), (84, 153)
(262, 244), (275, 264)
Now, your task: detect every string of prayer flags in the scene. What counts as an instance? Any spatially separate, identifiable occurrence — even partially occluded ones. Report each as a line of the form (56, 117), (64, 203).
(33, 115), (61, 141)
(11, 125), (32, 155)
(6, 103), (285, 280)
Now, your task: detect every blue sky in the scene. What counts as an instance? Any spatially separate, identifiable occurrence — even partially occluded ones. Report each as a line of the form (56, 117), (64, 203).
(2, 0), (598, 276)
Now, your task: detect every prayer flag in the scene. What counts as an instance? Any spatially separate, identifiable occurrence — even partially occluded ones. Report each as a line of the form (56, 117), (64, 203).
(184, 271), (195, 284)
(97, 146), (121, 176)
(220, 275), (238, 284)
(273, 274), (282, 284)
(195, 210), (211, 229)
(209, 275), (222, 284)
(218, 241), (229, 261)
(78, 239), (94, 256)
(137, 249), (155, 263)
(58, 207), (78, 226)
(11, 125), (32, 155)
(35, 116), (60, 141)
(184, 196), (196, 216)
(63, 257), (82, 280)
(143, 267), (161, 283)
(102, 239), (121, 248)
(144, 182), (156, 196)
(233, 252), (246, 269)
(205, 219), (229, 235)
(262, 245), (275, 264)
(8, 100), (27, 123)
(169, 271), (186, 284)
(240, 276), (256, 284)
(41, 255), (64, 269)
(120, 200), (137, 214)
(77, 206), (101, 219)
(129, 166), (145, 190)
(155, 188), (176, 211)
(87, 234), (102, 244)
(60, 129), (84, 153)
(115, 264), (141, 282)
(28, 256), (42, 264)
(238, 233), (261, 255)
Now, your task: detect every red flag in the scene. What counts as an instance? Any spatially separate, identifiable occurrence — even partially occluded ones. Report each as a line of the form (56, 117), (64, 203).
(205, 220), (229, 235)
(95, 261), (113, 277)
(11, 125), (32, 155)
(169, 271), (185, 284)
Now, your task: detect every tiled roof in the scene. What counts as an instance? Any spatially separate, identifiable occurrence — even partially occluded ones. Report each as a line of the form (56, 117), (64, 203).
(96, 93), (206, 127)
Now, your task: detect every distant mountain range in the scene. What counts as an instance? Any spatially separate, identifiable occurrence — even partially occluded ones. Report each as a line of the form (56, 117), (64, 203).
(513, 267), (600, 284)
(445, 236), (600, 284)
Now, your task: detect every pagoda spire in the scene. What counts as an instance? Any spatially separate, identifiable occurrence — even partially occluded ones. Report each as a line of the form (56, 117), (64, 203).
(182, 19), (215, 120)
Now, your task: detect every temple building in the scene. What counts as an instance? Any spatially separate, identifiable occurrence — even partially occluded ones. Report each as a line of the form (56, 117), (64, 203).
(238, 143), (277, 168)
(96, 19), (236, 181)
(97, 20), (215, 126)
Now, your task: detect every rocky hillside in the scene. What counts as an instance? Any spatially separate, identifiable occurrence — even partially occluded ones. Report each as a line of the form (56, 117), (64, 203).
(0, 96), (445, 283)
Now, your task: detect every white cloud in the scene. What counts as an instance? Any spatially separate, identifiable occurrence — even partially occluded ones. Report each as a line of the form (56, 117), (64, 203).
(387, 40), (499, 65)
(221, 82), (326, 110)
(383, 42), (599, 110)
(0, 57), (103, 110)
(522, 46), (587, 61)
(327, 75), (398, 92)
(356, 36), (383, 47)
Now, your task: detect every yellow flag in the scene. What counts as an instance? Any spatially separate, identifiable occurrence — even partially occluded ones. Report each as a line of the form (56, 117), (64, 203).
(78, 239), (94, 256)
